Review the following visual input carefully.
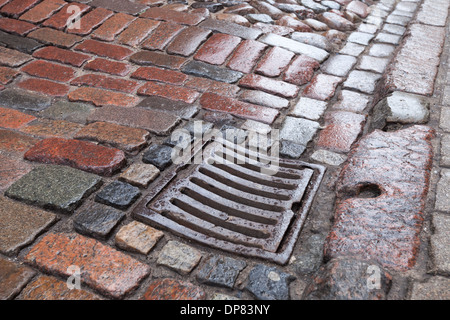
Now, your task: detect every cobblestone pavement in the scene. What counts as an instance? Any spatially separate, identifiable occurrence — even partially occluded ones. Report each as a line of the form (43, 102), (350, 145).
(0, 0), (449, 301)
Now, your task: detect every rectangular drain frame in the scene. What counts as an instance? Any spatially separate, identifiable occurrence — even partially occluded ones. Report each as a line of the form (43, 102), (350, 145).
(133, 138), (325, 264)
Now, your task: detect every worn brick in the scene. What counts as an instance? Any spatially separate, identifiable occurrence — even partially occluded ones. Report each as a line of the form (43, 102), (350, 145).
(194, 33), (241, 65)
(20, 118), (82, 138)
(131, 66), (187, 85)
(40, 100), (94, 124)
(71, 74), (139, 93)
(200, 92), (279, 124)
(92, 12), (136, 42)
(22, 60), (75, 82)
(0, 107), (36, 129)
(89, 0), (147, 15)
(0, 257), (36, 300)
(142, 278), (206, 300)
(283, 54), (320, 85)
(167, 26), (211, 57)
(0, 128), (39, 154)
(129, 51), (187, 69)
(141, 21), (184, 51)
(0, 46), (31, 67)
(69, 87), (139, 108)
(75, 39), (133, 60)
(117, 18), (159, 47)
(17, 275), (101, 300)
(182, 61), (243, 84)
(318, 12), (355, 31)
(316, 111), (366, 153)
(226, 39), (266, 73)
(332, 90), (370, 113)
(0, 154), (32, 192)
(0, 88), (51, 112)
(325, 126), (435, 271)
(302, 74), (343, 101)
(321, 54), (357, 77)
(1, 0), (39, 15)
(87, 105), (180, 135)
(32, 46), (90, 67)
(25, 232), (150, 298)
(255, 47), (295, 78)
(0, 66), (19, 84)
(5, 165), (102, 213)
(344, 70), (381, 94)
(239, 90), (289, 109)
(68, 7), (113, 35)
(290, 97), (327, 121)
(185, 76), (240, 97)
(24, 137), (126, 176)
(0, 17), (36, 35)
(43, 2), (90, 30)
(239, 74), (300, 98)
(19, 0), (66, 23)
(115, 220), (163, 254)
(138, 81), (200, 103)
(17, 78), (70, 96)
(137, 96), (199, 120)
(84, 58), (131, 76)
(0, 30), (43, 54)
(28, 27), (83, 48)
(75, 121), (149, 153)
(0, 195), (56, 256)
(200, 18), (262, 40)
(141, 7), (205, 25)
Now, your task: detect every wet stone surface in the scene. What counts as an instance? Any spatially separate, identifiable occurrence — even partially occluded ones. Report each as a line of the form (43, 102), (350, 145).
(95, 181), (141, 210)
(245, 264), (295, 300)
(74, 203), (125, 239)
(196, 255), (247, 289)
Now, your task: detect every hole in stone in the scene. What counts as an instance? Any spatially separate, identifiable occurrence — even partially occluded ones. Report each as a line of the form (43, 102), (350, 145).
(355, 183), (382, 198)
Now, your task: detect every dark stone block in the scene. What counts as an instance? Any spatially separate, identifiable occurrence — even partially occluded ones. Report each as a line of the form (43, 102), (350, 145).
(142, 144), (173, 171)
(74, 203), (125, 239)
(95, 181), (141, 210)
(0, 31), (43, 54)
(0, 88), (51, 112)
(196, 255), (246, 288)
(182, 61), (243, 84)
(245, 264), (295, 300)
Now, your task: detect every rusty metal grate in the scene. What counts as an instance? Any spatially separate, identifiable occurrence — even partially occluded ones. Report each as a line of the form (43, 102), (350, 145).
(133, 138), (325, 264)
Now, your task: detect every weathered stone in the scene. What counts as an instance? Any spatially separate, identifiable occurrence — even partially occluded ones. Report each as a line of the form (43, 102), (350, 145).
(196, 256), (246, 288)
(430, 213), (450, 274)
(182, 60), (243, 84)
(142, 278), (206, 300)
(291, 32), (332, 51)
(17, 275), (101, 300)
(290, 97), (327, 121)
(303, 258), (392, 300)
(40, 100), (94, 124)
(339, 42), (365, 57)
(239, 90), (289, 109)
(142, 144), (173, 171)
(332, 90), (369, 113)
(279, 116), (319, 146)
(311, 149), (347, 166)
(0, 30), (43, 53)
(358, 55), (389, 73)
(245, 264), (295, 300)
(95, 181), (141, 210)
(279, 140), (306, 159)
(0, 257), (36, 300)
(25, 232), (150, 298)
(157, 241), (202, 275)
(325, 126), (435, 271)
(440, 134), (450, 166)
(410, 277), (450, 300)
(416, 0), (449, 27)
(259, 33), (329, 62)
(74, 203), (125, 239)
(0, 195), (56, 256)
(199, 18), (262, 40)
(137, 96), (198, 121)
(0, 88), (51, 112)
(0, 154), (32, 192)
(318, 12), (355, 31)
(90, 0), (147, 15)
(343, 70), (381, 94)
(317, 111), (366, 153)
(24, 138), (127, 176)
(293, 234), (326, 274)
(302, 74), (342, 101)
(435, 169), (450, 212)
(119, 163), (160, 188)
(321, 54), (357, 77)
(0, 46), (31, 67)
(115, 221), (164, 255)
(5, 165), (102, 214)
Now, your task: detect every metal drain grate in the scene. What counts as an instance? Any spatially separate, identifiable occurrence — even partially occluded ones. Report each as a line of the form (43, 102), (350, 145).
(133, 138), (325, 264)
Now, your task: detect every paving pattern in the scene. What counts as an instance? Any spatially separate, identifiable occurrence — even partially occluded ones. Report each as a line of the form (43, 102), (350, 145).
(0, 0), (449, 300)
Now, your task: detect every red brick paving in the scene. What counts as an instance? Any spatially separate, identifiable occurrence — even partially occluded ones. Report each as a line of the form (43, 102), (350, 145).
(84, 58), (132, 76)
(42, 2), (90, 30)
(32, 46), (90, 67)
(283, 55), (320, 85)
(21, 60), (75, 82)
(226, 39), (267, 73)
(141, 21), (184, 50)
(131, 66), (187, 85)
(74, 39), (133, 60)
(117, 18), (160, 47)
(0, 17), (37, 35)
(1, 0), (40, 16)
(194, 33), (241, 65)
(92, 12), (136, 42)
(0, 107), (36, 129)
(142, 279), (206, 300)
(67, 7), (113, 36)
(166, 26), (211, 57)
(19, 0), (66, 24)
(68, 87), (140, 107)
(25, 233), (150, 298)
(239, 74), (300, 98)
(140, 6), (205, 25)
(0, 129), (39, 154)
(24, 137), (126, 176)
(71, 74), (139, 93)
(137, 81), (200, 103)
(0, 66), (20, 84)
(27, 27), (83, 48)
(255, 46), (295, 77)
(17, 78), (70, 96)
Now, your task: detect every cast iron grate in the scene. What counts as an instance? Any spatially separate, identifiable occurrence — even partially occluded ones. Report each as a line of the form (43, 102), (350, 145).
(133, 138), (325, 264)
